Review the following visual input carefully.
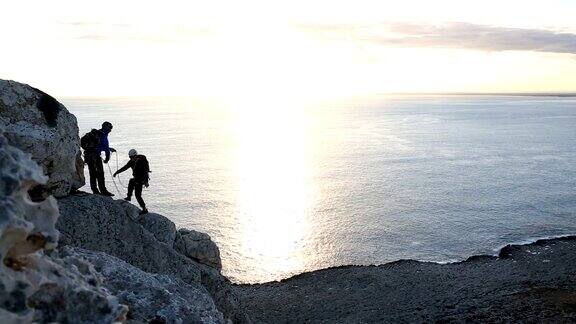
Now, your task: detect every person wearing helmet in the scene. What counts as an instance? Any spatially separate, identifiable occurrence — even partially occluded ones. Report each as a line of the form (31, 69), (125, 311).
(113, 149), (150, 215)
(80, 121), (116, 196)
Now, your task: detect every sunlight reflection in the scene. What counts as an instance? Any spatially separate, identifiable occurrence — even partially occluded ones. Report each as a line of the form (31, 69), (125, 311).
(231, 104), (312, 282)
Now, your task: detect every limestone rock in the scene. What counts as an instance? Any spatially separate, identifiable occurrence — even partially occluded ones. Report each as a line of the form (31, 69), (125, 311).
(57, 194), (202, 284)
(118, 199), (140, 221)
(175, 229), (222, 271)
(138, 213), (177, 246)
(0, 133), (126, 323)
(57, 194), (249, 323)
(0, 79), (84, 198)
(70, 247), (225, 323)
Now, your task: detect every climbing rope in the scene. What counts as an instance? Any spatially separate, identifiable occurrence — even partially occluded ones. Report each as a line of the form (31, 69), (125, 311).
(113, 151), (129, 188)
(106, 161), (123, 196)
(106, 151), (128, 196)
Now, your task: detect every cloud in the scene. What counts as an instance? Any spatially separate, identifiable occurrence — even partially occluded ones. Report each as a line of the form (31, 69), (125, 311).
(59, 21), (214, 42)
(298, 22), (576, 54)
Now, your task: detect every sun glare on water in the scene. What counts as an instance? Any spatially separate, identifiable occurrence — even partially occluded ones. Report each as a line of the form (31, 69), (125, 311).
(227, 99), (315, 281)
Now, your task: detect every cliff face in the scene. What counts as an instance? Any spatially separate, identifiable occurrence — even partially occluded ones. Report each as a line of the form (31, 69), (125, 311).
(57, 195), (246, 322)
(0, 133), (127, 323)
(0, 79), (248, 323)
(0, 80), (84, 198)
(63, 247), (226, 323)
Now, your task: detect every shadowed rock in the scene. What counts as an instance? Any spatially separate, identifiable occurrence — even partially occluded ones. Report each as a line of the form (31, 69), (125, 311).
(138, 213), (177, 246)
(57, 195), (202, 284)
(57, 194), (249, 323)
(34, 90), (61, 128)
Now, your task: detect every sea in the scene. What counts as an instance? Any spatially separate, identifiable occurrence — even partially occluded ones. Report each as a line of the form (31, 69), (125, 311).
(64, 94), (576, 284)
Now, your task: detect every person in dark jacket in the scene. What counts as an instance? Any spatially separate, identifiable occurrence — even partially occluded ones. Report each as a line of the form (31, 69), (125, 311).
(113, 149), (150, 214)
(80, 122), (115, 196)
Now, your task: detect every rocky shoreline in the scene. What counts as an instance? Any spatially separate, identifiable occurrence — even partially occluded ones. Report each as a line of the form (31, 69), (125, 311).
(2, 78), (575, 323)
(235, 236), (576, 323)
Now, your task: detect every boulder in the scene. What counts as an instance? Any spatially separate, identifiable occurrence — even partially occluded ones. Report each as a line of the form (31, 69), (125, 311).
(57, 194), (249, 323)
(0, 133), (126, 323)
(138, 213), (177, 246)
(175, 229), (223, 271)
(0, 79), (84, 198)
(68, 247), (225, 323)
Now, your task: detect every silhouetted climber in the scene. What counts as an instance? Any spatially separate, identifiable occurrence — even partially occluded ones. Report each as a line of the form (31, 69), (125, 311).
(99, 121), (117, 166)
(80, 121), (116, 196)
(114, 149), (150, 215)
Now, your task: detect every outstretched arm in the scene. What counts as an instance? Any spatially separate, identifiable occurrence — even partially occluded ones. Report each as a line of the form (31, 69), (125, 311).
(113, 160), (134, 177)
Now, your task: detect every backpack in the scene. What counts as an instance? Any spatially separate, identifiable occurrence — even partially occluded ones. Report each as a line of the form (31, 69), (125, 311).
(80, 129), (100, 151)
(133, 155), (150, 180)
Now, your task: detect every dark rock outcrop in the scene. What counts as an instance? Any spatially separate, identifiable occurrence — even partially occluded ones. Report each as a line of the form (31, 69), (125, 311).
(57, 194), (248, 323)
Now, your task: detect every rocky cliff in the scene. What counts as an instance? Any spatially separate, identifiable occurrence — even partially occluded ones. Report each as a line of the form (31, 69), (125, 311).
(0, 132), (127, 322)
(0, 80), (84, 198)
(57, 195), (246, 322)
(0, 80), (248, 323)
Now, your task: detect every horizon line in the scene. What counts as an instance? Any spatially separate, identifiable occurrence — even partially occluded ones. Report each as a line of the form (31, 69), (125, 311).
(59, 91), (576, 99)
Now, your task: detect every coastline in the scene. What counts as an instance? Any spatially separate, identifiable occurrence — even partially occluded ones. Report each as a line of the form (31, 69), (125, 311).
(491, 233), (576, 255)
(235, 234), (576, 284)
(228, 233), (576, 284)
(235, 235), (576, 322)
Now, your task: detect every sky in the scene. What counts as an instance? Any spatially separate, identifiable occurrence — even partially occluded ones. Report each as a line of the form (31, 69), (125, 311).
(2, 0), (576, 98)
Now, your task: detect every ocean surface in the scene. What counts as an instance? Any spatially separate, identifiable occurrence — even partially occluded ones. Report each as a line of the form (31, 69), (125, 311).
(64, 95), (576, 284)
